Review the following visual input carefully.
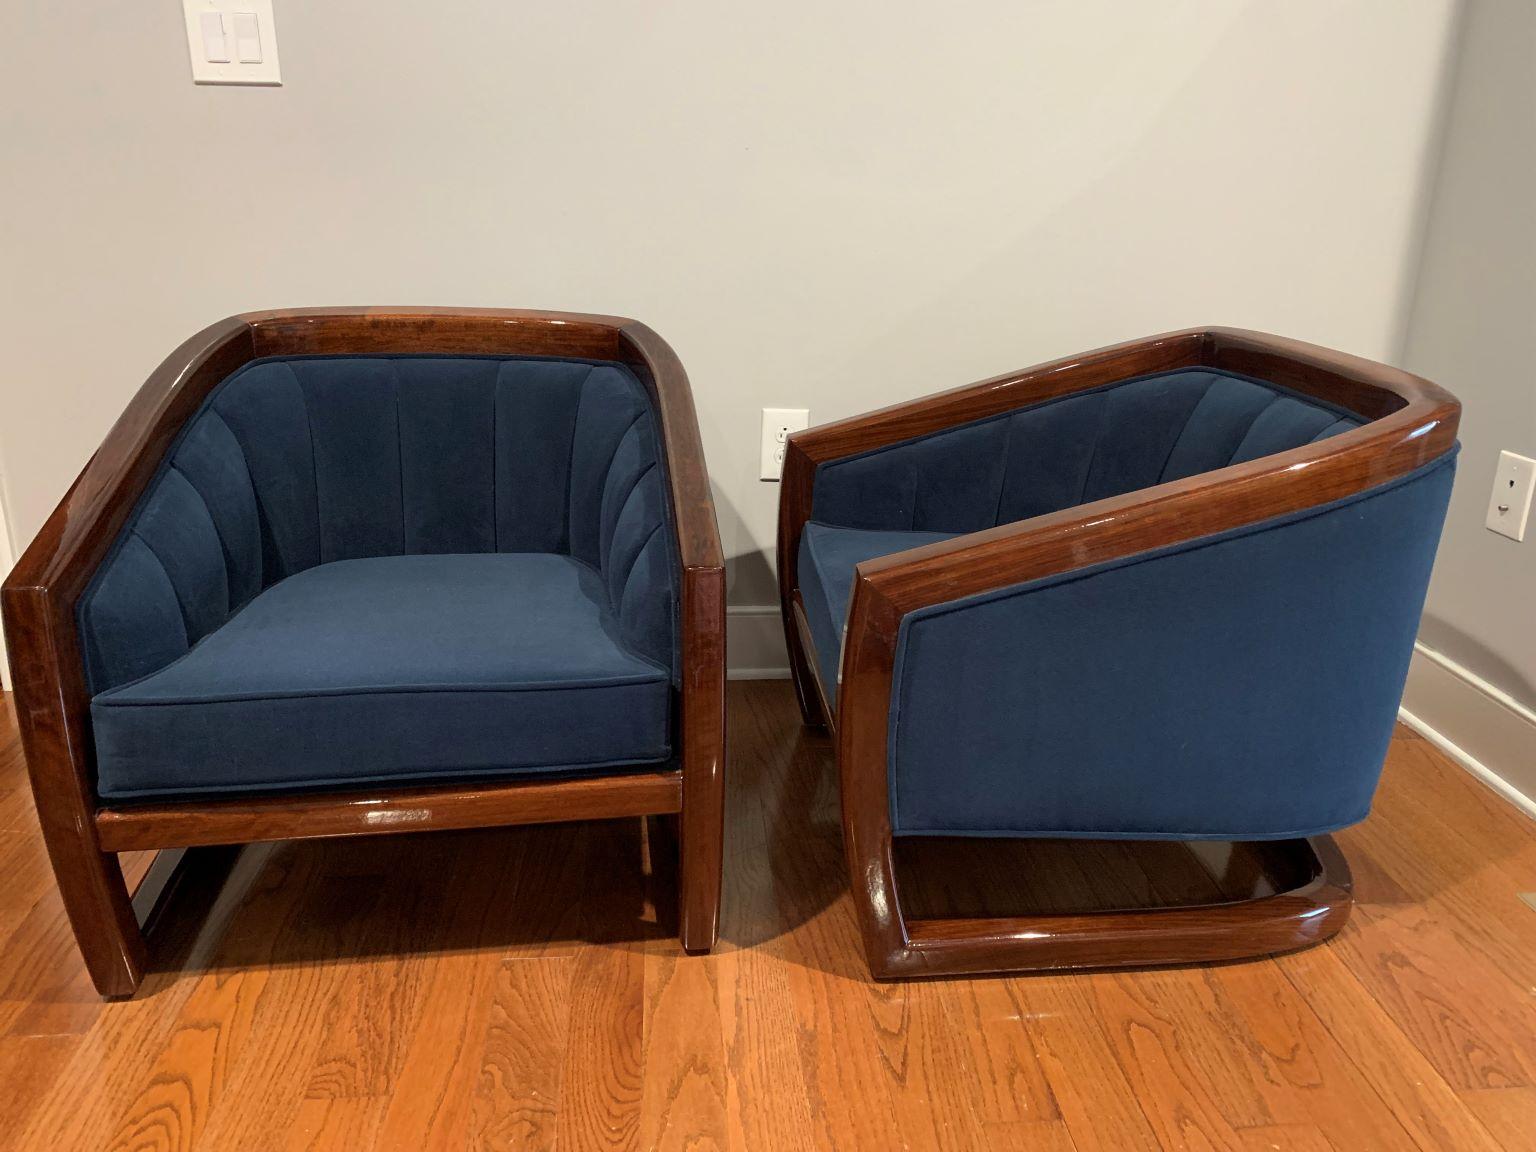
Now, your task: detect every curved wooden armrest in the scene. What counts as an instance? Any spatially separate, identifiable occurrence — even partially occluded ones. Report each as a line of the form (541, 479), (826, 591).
(777, 326), (1458, 726)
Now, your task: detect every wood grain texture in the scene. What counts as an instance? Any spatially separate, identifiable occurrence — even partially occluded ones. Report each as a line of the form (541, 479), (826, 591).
(1, 308), (725, 995)
(95, 772), (684, 852)
(0, 687), (1532, 1151)
(776, 327), (1460, 980)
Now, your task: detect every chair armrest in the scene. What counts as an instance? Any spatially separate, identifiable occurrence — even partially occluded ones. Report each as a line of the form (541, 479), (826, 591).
(3, 316), (256, 809)
(778, 326), (1457, 678)
(777, 329), (1207, 637)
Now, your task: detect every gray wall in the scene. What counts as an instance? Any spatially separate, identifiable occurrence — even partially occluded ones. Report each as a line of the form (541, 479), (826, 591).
(1, 2), (1457, 612)
(1401, 0), (1536, 710)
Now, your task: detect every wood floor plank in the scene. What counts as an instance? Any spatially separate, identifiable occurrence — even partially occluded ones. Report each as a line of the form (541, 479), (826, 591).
(1275, 939), (1507, 1152)
(1204, 955), (1441, 1152)
(0, 684), (1532, 1150)
(1011, 976), (1164, 1152)
(713, 803), (818, 1152)
(937, 977), (1060, 1126)
(464, 957), (572, 1152)
(1085, 971), (1249, 1152)
(639, 951), (728, 1151)
(1458, 1087), (1536, 1152)
(981, 1119), (1081, 1151)
(1236, 1125), (1338, 1152)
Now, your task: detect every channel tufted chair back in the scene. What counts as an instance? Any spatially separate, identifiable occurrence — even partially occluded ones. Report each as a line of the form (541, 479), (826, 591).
(81, 356), (677, 695)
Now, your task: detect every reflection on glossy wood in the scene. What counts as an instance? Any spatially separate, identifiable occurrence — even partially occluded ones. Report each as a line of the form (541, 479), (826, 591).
(1, 308), (726, 996)
(0, 686), (1533, 1151)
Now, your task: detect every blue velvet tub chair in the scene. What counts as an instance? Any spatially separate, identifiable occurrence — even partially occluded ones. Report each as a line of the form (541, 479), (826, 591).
(3, 308), (725, 998)
(777, 328), (1459, 979)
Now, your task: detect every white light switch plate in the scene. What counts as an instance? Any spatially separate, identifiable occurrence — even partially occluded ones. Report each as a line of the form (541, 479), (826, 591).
(1485, 450), (1535, 542)
(760, 408), (810, 481)
(183, 0), (281, 85)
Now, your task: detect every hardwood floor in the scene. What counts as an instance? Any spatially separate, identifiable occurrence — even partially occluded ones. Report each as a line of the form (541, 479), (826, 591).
(0, 682), (1533, 1150)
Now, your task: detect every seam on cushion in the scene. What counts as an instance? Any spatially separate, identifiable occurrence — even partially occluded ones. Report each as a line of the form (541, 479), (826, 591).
(1310, 417), (1361, 443)
(990, 414), (1015, 527)
(95, 749), (678, 801)
(169, 461), (236, 614)
(1155, 371), (1221, 484)
(491, 366), (500, 552)
(127, 527), (198, 641)
(563, 365), (600, 554)
(606, 459), (659, 577)
(95, 669), (672, 706)
(393, 360), (406, 553)
(1075, 393), (1111, 507)
(616, 521), (666, 607)
(1224, 393), (1285, 465)
(287, 361), (324, 565)
(600, 421), (652, 568)
(205, 408), (264, 605)
(595, 408), (649, 574)
(205, 404), (274, 594)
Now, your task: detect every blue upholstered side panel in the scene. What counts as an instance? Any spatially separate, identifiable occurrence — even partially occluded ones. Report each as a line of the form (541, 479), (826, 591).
(811, 368), (1364, 533)
(78, 355), (681, 697)
(886, 452), (1457, 839)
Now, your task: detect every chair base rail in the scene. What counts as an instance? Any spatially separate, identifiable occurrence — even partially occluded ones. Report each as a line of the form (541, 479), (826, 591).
(95, 770), (684, 852)
(872, 835), (1352, 979)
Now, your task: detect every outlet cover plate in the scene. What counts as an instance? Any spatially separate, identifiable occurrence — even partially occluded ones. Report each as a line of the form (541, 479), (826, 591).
(760, 408), (809, 481)
(1485, 450), (1535, 542)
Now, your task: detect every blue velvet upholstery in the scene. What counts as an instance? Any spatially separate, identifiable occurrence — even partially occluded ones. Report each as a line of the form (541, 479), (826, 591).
(887, 454), (1454, 839)
(810, 369), (1363, 533)
(794, 365), (1455, 842)
(798, 524), (957, 699)
(80, 356), (680, 800)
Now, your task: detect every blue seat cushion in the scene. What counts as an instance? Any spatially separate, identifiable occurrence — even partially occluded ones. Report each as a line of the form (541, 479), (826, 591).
(90, 554), (673, 799)
(798, 522), (957, 705)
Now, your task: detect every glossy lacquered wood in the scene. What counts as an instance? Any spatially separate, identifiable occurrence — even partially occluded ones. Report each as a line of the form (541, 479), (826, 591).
(3, 686), (1531, 1151)
(776, 327), (1461, 980)
(895, 836), (1352, 978)
(1, 308), (726, 997)
(95, 771), (685, 853)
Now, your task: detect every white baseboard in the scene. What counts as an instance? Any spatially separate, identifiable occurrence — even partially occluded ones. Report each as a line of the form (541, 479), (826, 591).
(726, 604), (791, 680)
(1398, 641), (1536, 820)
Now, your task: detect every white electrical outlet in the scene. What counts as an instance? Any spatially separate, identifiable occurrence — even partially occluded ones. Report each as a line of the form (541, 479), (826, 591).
(760, 407), (809, 481)
(1485, 450), (1536, 542)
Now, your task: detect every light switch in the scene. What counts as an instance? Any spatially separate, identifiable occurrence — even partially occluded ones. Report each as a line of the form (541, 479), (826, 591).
(199, 12), (230, 63)
(183, 1), (281, 85)
(232, 12), (262, 63)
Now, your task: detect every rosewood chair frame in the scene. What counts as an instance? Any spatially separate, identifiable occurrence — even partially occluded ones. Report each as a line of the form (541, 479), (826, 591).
(3, 307), (727, 998)
(777, 327), (1459, 979)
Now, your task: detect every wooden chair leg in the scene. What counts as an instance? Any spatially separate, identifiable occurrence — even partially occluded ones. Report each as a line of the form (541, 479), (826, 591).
(857, 835), (1353, 980)
(678, 778), (724, 954)
(33, 815), (146, 999)
(784, 596), (830, 730)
